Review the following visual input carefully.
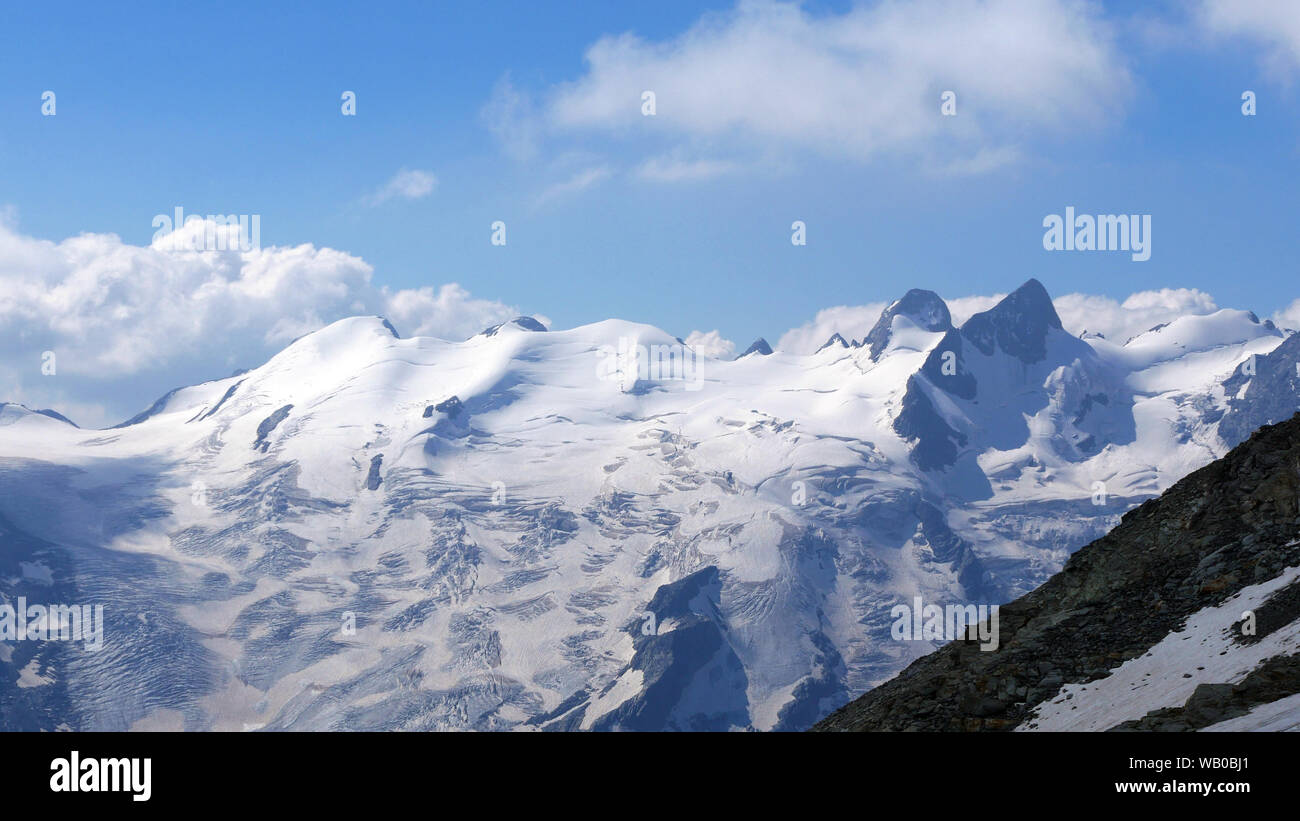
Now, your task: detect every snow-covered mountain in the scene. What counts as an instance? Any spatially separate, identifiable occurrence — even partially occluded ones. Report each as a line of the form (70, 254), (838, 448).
(814, 412), (1300, 732)
(1, 279), (1295, 731)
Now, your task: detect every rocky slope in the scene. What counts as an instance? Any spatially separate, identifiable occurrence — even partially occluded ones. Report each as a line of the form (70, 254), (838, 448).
(814, 413), (1300, 731)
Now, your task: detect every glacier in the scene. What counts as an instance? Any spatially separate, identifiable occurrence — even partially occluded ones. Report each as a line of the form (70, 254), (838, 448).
(0, 279), (1295, 731)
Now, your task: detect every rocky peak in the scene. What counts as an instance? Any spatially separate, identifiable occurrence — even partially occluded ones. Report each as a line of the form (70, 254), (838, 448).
(960, 278), (1062, 363)
(863, 289), (953, 361)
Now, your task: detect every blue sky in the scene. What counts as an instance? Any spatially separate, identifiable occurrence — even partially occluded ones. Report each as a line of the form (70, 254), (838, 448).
(2, 0), (1300, 424)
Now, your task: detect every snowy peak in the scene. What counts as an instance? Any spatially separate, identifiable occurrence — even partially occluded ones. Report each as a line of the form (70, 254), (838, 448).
(960, 278), (1062, 363)
(1120, 308), (1282, 365)
(890, 275), (1144, 482)
(281, 315), (406, 359)
(5, 283), (1299, 734)
(864, 289), (953, 361)
(740, 338), (773, 357)
(479, 316), (548, 337)
(817, 332), (849, 352)
(0, 403), (78, 429)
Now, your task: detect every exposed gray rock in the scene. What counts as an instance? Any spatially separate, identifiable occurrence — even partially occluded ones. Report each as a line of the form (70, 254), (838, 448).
(253, 404), (294, 453)
(960, 278), (1060, 364)
(365, 454), (383, 490)
(815, 412), (1300, 731)
(863, 288), (953, 361)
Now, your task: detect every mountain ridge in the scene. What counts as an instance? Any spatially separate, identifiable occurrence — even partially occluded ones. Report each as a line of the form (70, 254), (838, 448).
(2, 280), (1297, 731)
(814, 412), (1300, 732)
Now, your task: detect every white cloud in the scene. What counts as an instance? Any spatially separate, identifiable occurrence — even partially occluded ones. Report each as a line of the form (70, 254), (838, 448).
(636, 154), (739, 183)
(1054, 288), (1219, 341)
(365, 168), (437, 206)
(510, 0), (1130, 168)
(482, 75), (542, 162)
(0, 220), (521, 426)
(384, 283), (543, 339)
(944, 287), (1220, 342)
(777, 293), (1007, 354)
(1198, 0), (1300, 75)
(777, 303), (887, 354)
(534, 166), (612, 206)
(684, 329), (737, 358)
(947, 294), (1005, 327)
(1272, 297), (1300, 331)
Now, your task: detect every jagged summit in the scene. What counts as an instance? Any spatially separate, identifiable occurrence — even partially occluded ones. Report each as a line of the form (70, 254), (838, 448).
(817, 332), (849, 352)
(960, 278), (1062, 363)
(864, 289), (953, 361)
(893, 278), (1135, 475)
(739, 338), (773, 357)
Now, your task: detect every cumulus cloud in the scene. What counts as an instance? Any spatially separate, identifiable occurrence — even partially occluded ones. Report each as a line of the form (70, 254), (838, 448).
(777, 303), (888, 354)
(365, 168), (437, 206)
(947, 294), (1006, 327)
(384, 283), (545, 338)
(684, 329), (737, 359)
(1054, 288), (1219, 342)
(949, 288), (1220, 342)
(776, 293), (1009, 354)
(490, 0), (1131, 172)
(1198, 0), (1300, 75)
(1272, 297), (1300, 331)
(0, 220), (520, 426)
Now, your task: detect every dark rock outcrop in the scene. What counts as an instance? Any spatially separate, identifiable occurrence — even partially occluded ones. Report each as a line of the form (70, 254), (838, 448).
(583, 567), (750, 731)
(960, 278), (1061, 364)
(863, 289), (953, 361)
(365, 454), (384, 490)
(815, 412), (1300, 731)
(1111, 654), (1300, 731)
(253, 404), (294, 453)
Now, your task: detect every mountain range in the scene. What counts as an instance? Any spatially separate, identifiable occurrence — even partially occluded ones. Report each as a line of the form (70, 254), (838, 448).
(2, 278), (1297, 731)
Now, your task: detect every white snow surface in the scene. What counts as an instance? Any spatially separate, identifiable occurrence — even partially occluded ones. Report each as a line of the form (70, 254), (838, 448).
(1021, 565), (1300, 732)
(0, 307), (1290, 731)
